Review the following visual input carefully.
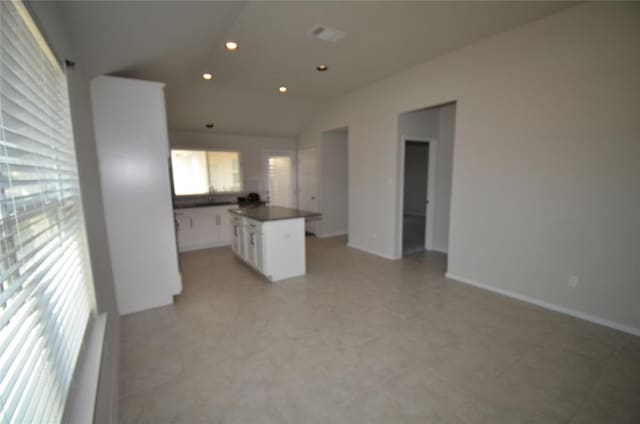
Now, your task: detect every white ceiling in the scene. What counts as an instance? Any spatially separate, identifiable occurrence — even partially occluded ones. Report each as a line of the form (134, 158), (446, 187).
(60, 1), (575, 136)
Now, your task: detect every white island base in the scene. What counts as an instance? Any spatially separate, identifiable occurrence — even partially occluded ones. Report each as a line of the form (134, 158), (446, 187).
(231, 214), (307, 281)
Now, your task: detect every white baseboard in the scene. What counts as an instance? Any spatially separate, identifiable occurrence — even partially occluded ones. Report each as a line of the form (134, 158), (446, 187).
(445, 272), (640, 337)
(347, 243), (397, 260)
(428, 247), (448, 254)
(318, 231), (347, 238)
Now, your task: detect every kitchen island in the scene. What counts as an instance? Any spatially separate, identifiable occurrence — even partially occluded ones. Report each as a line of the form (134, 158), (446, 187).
(229, 206), (321, 281)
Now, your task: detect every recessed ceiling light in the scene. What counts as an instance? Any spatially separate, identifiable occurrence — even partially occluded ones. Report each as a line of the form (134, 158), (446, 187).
(205, 123), (214, 128)
(278, 86), (288, 93)
(202, 73), (213, 80)
(316, 64), (328, 71)
(225, 41), (238, 51)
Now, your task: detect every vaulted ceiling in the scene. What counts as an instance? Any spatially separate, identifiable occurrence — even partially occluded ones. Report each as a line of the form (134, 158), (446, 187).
(60, 1), (575, 136)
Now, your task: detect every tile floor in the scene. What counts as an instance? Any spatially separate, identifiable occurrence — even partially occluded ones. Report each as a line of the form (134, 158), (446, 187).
(119, 236), (640, 423)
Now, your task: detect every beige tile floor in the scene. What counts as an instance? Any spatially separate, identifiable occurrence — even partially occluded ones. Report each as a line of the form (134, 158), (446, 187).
(119, 236), (640, 424)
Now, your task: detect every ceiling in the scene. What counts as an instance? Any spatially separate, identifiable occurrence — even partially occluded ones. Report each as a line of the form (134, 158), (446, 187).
(60, 1), (575, 137)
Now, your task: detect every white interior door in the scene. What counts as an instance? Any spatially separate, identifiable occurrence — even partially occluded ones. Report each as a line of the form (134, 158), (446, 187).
(297, 148), (318, 233)
(263, 150), (296, 207)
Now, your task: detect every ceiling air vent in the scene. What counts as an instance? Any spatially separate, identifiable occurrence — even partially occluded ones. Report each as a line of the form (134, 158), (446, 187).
(309, 25), (345, 43)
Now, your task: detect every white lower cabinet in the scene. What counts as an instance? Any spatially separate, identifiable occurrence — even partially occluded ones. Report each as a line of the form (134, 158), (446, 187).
(231, 215), (244, 256)
(219, 211), (232, 243)
(175, 205), (237, 252)
(231, 214), (305, 281)
(175, 212), (194, 249)
(245, 220), (264, 271)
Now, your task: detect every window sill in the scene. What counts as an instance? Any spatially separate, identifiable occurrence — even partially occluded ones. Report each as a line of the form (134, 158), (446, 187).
(64, 313), (107, 424)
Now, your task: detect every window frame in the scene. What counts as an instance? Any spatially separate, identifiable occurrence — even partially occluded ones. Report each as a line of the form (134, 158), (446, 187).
(0, 1), (98, 422)
(170, 148), (244, 197)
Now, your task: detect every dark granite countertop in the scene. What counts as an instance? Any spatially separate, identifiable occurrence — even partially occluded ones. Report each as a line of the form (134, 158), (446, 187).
(174, 201), (235, 210)
(229, 205), (321, 222)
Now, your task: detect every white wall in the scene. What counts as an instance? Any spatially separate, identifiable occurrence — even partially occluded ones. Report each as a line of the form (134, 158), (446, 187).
(299, 3), (640, 333)
(398, 107), (439, 139)
(169, 130), (296, 201)
(435, 105), (455, 252)
(319, 129), (348, 237)
(26, 2), (119, 422)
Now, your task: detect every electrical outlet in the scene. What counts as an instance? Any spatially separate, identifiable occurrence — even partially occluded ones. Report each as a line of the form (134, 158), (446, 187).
(568, 275), (579, 288)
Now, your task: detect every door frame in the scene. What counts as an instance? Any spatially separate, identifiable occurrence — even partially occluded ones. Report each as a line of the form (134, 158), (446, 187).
(261, 149), (297, 207)
(296, 147), (318, 234)
(396, 136), (437, 257)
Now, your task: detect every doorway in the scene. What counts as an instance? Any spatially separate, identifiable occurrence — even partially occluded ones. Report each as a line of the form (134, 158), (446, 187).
(319, 127), (348, 238)
(396, 102), (456, 258)
(401, 139), (436, 256)
(263, 150), (296, 207)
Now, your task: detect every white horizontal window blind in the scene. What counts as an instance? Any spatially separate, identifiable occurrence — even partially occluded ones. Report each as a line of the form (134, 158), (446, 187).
(208, 151), (241, 193)
(170, 149), (243, 195)
(170, 149), (208, 195)
(0, 1), (95, 423)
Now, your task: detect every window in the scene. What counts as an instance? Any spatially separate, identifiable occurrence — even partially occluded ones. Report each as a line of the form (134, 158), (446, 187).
(0, 1), (95, 423)
(208, 151), (241, 193)
(170, 149), (242, 195)
(170, 150), (208, 196)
